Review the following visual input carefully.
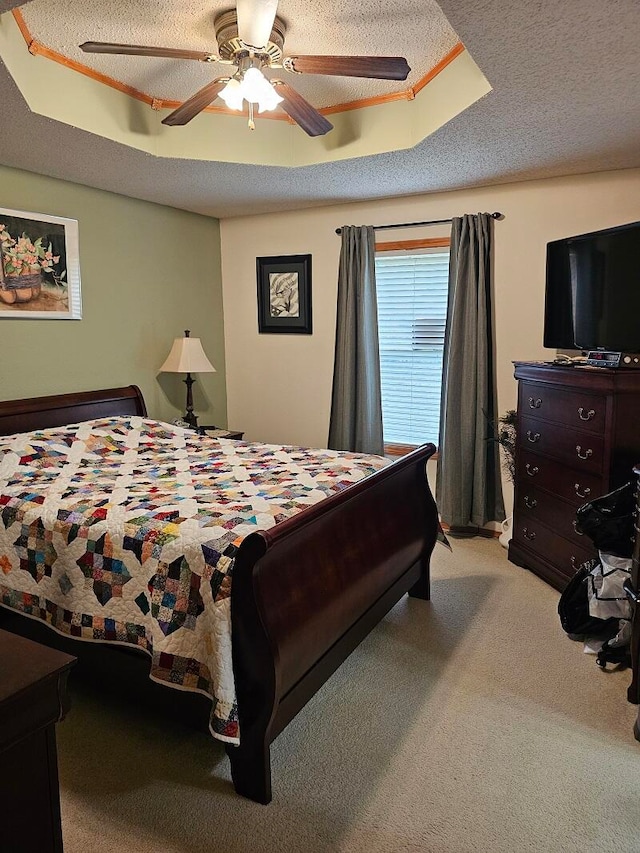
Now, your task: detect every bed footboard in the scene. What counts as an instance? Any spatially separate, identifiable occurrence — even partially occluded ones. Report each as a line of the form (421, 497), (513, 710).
(226, 443), (438, 803)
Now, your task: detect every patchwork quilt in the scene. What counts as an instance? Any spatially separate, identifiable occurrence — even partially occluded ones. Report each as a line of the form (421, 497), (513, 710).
(0, 417), (387, 743)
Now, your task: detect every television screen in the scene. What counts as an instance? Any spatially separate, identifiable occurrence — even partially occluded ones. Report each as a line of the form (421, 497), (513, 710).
(544, 221), (640, 351)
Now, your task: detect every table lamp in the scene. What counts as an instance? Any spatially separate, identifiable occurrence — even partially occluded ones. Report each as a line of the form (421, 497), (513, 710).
(159, 330), (216, 429)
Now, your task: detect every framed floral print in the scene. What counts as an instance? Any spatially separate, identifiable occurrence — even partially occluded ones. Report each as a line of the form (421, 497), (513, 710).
(0, 207), (82, 319)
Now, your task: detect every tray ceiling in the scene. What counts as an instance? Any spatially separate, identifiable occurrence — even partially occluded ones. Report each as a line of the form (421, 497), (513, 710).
(0, 0), (638, 218)
(1, 2), (490, 168)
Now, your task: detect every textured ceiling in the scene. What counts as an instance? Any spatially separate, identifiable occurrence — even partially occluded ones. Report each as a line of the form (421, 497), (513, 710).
(20, 0), (459, 107)
(0, 0), (639, 218)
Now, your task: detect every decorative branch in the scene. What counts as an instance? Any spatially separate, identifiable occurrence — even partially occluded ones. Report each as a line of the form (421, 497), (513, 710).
(496, 410), (517, 484)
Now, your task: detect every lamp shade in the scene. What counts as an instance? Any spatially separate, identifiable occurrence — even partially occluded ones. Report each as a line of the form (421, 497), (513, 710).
(159, 330), (216, 374)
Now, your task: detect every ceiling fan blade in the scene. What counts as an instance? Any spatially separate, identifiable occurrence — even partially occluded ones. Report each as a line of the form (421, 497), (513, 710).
(161, 79), (227, 126)
(236, 0), (279, 50)
(272, 81), (333, 137)
(285, 55), (410, 81)
(80, 41), (217, 62)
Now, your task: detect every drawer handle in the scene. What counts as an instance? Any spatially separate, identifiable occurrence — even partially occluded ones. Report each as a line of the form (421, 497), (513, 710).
(528, 397), (542, 409)
(522, 527), (536, 541)
(525, 463), (539, 477)
(572, 520), (584, 536)
(578, 407), (596, 421)
(526, 430), (541, 443)
(574, 484), (591, 499)
(576, 445), (593, 460)
(524, 496), (537, 509)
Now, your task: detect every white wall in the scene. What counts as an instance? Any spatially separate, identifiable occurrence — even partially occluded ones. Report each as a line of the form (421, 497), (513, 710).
(220, 168), (640, 514)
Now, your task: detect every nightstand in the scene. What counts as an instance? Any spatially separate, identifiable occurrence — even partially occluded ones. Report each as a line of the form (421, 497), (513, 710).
(0, 629), (76, 852)
(198, 425), (244, 440)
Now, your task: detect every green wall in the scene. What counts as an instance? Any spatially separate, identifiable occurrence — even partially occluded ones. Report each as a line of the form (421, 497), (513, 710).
(0, 164), (227, 425)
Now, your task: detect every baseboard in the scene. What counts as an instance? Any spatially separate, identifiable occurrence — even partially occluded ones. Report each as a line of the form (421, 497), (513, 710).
(440, 523), (500, 539)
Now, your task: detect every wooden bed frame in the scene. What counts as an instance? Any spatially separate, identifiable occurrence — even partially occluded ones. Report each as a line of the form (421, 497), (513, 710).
(0, 385), (439, 804)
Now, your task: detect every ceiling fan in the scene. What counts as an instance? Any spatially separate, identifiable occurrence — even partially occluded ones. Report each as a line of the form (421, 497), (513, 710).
(79, 0), (410, 137)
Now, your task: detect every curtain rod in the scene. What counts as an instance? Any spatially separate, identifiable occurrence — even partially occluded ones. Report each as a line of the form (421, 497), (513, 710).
(334, 212), (503, 236)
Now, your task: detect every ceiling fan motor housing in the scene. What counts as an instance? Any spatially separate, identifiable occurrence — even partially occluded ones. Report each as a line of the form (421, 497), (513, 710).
(214, 9), (286, 64)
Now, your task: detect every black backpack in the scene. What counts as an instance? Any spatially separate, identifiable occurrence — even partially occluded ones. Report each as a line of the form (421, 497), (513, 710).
(574, 481), (636, 557)
(558, 560), (619, 640)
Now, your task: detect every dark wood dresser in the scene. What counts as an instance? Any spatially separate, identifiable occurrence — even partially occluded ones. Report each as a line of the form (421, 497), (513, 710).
(0, 628), (76, 852)
(627, 468), (640, 711)
(508, 362), (640, 591)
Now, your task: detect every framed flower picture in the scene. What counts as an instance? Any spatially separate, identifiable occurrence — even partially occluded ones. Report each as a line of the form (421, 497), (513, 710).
(256, 254), (312, 334)
(0, 207), (82, 319)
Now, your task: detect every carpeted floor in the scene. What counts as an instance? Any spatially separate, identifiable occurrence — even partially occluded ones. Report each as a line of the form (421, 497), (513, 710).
(56, 538), (640, 853)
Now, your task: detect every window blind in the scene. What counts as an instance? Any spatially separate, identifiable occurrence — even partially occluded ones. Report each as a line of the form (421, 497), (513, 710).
(375, 251), (449, 446)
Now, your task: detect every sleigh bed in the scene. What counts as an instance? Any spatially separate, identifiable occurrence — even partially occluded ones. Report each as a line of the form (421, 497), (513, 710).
(0, 385), (439, 804)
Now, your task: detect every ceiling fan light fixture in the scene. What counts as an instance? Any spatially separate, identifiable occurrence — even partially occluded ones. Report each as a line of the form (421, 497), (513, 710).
(243, 67), (283, 112)
(220, 68), (283, 114)
(219, 77), (245, 111)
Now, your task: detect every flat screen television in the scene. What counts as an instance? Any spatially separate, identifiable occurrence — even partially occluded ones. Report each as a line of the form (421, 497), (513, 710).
(543, 220), (640, 351)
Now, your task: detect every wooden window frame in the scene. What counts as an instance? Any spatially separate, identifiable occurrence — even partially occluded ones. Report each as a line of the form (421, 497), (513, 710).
(385, 442), (440, 460)
(375, 237), (451, 253)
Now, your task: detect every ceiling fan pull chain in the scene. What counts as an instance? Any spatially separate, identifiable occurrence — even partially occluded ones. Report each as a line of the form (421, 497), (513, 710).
(248, 101), (256, 131)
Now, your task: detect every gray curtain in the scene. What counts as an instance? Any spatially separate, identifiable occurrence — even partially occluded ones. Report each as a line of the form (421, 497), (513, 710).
(436, 213), (505, 528)
(327, 225), (384, 455)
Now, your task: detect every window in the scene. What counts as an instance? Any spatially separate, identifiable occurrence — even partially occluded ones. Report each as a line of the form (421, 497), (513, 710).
(375, 246), (450, 451)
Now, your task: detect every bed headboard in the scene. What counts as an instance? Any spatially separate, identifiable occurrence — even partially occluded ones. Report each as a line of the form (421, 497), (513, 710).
(0, 386), (147, 436)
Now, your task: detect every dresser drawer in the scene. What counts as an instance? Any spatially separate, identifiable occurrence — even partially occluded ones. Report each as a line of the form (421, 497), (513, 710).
(520, 381), (607, 434)
(512, 517), (596, 577)
(516, 483), (598, 550)
(519, 415), (605, 475)
(516, 450), (604, 506)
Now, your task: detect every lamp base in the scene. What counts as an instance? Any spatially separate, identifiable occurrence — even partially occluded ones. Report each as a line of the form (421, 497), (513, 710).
(183, 410), (199, 430)
(183, 372), (198, 430)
